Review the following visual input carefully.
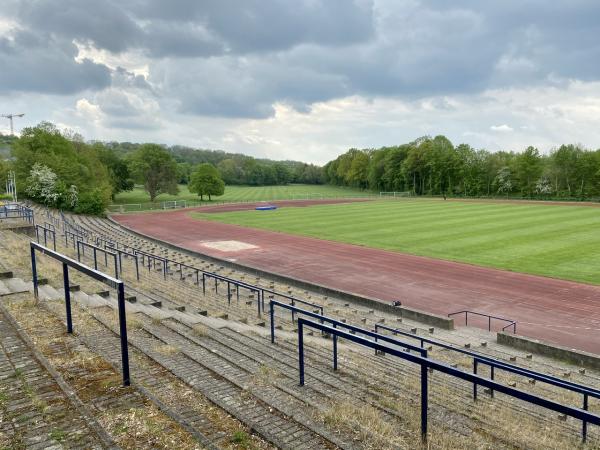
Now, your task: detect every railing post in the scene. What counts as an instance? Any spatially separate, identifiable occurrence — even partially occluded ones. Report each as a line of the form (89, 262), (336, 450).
(488, 316), (491, 332)
(93, 247), (98, 270)
(270, 301), (275, 343)
(227, 282), (231, 306)
(473, 359), (478, 400)
(421, 364), (428, 441)
(490, 366), (495, 398)
(114, 255), (119, 279)
(31, 245), (38, 300)
(333, 324), (338, 371)
(117, 282), (131, 386)
(202, 273), (206, 295)
(298, 321), (305, 386)
(63, 263), (73, 334)
(465, 311), (468, 327)
(583, 393), (588, 442)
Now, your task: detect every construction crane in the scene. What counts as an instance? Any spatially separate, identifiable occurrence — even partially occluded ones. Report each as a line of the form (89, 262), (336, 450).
(1, 113), (25, 136)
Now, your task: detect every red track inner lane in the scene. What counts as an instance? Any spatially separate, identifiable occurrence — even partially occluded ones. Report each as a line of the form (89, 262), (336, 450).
(112, 200), (600, 354)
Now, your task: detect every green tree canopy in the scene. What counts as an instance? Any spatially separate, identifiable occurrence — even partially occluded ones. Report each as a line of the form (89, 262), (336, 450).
(95, 144), (134, 199)
(11, 122), (112, 210)
(189, 163), (225, 201)
(128, 144), (179, 202)
(0, 159), (8, 192)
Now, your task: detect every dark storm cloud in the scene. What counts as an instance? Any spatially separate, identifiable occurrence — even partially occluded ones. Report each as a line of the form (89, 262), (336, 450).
(0, 29), (111, 94)
(2, 0), (600, 118)
(129, 0), (375, 53)
(17, 0), (141, 54)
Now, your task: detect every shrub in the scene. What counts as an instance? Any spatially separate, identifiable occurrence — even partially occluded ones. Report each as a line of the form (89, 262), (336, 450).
(75, 189), (106, 215)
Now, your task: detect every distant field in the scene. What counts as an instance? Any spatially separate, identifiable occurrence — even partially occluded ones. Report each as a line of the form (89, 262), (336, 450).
(191, 199), (600, 284)
(113, 184), (372, 209)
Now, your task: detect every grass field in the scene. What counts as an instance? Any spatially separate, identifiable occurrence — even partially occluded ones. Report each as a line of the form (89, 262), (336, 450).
(113, 184), (372, 207)
(191, 199), (600, 284)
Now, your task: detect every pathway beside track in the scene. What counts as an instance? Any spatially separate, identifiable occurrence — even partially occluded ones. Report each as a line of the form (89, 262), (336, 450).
(112, 200), (600, 354)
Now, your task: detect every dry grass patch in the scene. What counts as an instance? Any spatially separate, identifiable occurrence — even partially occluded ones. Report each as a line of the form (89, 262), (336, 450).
(321, 399), (407, 449)
(192, 323), (209, 337)
(154, 344), (180, 356)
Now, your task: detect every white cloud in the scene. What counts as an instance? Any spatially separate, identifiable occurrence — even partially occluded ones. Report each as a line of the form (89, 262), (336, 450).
(490, 124), (514, 132)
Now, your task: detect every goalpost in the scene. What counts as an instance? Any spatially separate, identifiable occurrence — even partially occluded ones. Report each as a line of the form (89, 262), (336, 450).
(162, 200), (187, 209)
(379, 191), (412, 198)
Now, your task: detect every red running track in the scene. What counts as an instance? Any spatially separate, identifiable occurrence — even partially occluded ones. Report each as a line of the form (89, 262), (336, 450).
(113, 200), (600, 354)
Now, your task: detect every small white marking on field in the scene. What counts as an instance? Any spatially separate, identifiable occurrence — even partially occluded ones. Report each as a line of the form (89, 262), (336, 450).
(200, 240), (258, 252)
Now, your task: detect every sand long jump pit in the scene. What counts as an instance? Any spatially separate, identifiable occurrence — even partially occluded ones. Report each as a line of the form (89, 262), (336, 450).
(199, 240), (259, 252)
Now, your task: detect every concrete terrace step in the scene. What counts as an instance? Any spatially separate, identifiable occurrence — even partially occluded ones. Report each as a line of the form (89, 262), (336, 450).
(86, 306), (354, 450)
(2, 277), (31, 294)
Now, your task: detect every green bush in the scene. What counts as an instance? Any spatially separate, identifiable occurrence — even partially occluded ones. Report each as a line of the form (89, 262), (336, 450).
(75, 189), (106, 215)
(0, 193), (12, 201)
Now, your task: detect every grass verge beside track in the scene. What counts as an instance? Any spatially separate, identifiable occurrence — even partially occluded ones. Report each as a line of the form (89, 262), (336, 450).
(191, 198), (600, 285)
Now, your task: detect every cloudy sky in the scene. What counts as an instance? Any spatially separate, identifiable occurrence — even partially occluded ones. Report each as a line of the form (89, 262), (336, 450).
(2, 1), (600, 164)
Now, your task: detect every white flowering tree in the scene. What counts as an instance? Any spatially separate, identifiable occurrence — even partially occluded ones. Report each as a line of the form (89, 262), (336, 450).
(535, 177), (553, 196)
(495, 167), (513, 197)
(25, 163), (61, 205)
(67, 184), (78, 208)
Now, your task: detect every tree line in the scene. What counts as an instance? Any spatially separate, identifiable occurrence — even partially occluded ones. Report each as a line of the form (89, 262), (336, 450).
(105, 142), (324, 186)
(325, 136), (600, 200)
(0, 123), (227, 213)
(0, 122), (328, 214)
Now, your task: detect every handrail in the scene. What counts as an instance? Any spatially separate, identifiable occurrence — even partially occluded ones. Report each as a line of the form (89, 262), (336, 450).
(297, 318), (599, 442)
(101, 243), (140, 281)
(35, 224), (56, 251)
(448, 310), (517, 333)
(269, 300), (426, 357)
(30, 242), (130, 386)
(0, 203), (35, 224)
(374, 322), (600, 436)
(76, 240), (118, 278)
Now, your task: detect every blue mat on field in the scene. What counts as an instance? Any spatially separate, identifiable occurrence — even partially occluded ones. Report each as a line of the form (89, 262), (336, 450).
(255, 205), (277, 211)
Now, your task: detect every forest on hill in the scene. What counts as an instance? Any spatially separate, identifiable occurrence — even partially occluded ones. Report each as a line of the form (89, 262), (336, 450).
(104, 142), (324, 186)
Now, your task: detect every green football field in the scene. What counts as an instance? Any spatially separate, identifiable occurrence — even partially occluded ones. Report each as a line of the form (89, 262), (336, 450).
(191, 199), (600, 285)
(113, 184), (372, 209)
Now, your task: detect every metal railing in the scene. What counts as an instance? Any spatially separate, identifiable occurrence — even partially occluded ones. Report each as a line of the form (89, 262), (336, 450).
(35, 224), (56, 251)
(0, 203), (34, 223)
(374, 323), (600, 437)
(30, 242), (130, 386)
(297, 318), (600, 442)
(448, 310), (517, 333)
(269, 301), (427, 361)
(76, 241), (119, 278)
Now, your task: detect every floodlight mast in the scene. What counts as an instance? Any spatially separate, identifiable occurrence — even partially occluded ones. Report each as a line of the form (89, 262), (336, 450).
(1, 113), (25, 136)
(5, 171), (17, 202)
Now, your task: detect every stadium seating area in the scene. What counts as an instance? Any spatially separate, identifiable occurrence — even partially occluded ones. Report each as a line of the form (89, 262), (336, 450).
(0, 203), (599, 448)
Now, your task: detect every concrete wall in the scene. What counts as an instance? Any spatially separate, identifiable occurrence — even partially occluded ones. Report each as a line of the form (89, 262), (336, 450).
(109, 217), (455, 330)
(497, 332), (600, 370)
